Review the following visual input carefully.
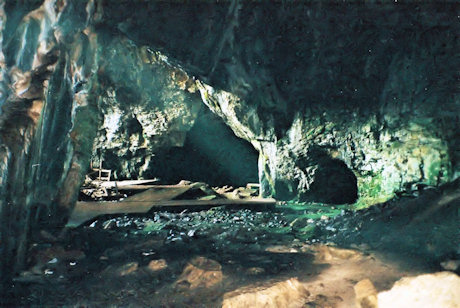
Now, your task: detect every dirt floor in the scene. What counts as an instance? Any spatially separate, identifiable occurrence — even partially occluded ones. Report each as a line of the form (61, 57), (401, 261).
(9, 234), (430, 307)
(6, 181), (459, 307)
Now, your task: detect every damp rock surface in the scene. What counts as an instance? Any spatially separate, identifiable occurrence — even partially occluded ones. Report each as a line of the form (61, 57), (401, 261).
(377, 272), (460, 308)
(2, 0), (457, 211)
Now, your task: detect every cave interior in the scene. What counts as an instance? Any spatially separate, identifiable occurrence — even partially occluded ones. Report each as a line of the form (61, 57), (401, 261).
(0, 1), (459, 307)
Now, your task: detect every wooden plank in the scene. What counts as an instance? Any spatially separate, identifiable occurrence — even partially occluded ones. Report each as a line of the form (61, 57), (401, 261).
(99, 179), (160, 188)
(67, 197), (276, 227)
(69, 185), (192, 226)
(110, 184), (161, 190)
(143, 197), (276, 207)
(99, 184), (195, 191)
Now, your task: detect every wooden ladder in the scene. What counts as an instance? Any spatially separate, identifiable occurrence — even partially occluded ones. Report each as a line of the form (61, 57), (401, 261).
(90, 159), (111, 181)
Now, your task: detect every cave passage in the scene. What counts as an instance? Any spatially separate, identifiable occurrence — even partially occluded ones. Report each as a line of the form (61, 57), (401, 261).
(145, 108), (259, 187)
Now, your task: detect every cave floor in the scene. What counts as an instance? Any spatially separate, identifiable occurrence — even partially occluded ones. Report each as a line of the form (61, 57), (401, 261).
(9, 183), (459, 307)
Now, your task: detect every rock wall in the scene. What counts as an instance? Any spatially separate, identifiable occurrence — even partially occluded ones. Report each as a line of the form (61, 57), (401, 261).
(0, 0), (101, 289)
(3, 1), (457, 207)
(92, 36), (202, 179)
(101, 1), (458, 203)
(199, 80), (456, 204)
(88, 31), (258, 184)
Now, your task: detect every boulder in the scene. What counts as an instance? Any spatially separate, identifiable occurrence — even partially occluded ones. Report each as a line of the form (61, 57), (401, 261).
(378, 272), (460, 308)
(354, 279), (378, 308)
(222, 278), (310, 308)
(314, 245), (362, 262)
(147, 259), (168, 272)
(174, 257), (223, 290)
(116, 262), (139, 277)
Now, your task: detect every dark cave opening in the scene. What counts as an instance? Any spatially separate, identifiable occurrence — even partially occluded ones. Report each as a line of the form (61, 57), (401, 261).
(308, 158), (358, 204)
(144, 107), (259, 187)
(272, 148), (358, 204)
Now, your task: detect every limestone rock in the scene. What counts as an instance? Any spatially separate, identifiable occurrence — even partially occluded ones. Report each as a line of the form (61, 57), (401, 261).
(147, 259), (168, 272)
(378, 272), (460, 308)
(174, 256), (223, 290)
(354, 279), (378, 308)
(314, 245), (362, 262)
(441, 260), (460, 272)
(185, 3), (458, 203)
(222, 278), (310, 308)
(92, 38), (202, 179)
(0, 0), (101, 282)
(116, 262), (139, 277)
(246, 267), (265, 276)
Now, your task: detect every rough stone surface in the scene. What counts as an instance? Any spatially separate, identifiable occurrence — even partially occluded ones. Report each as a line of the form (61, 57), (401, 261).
(92, 37), (202, 179)
(180, 3), (459, 203)
(116, 262), (139, 277)
(175, 256), (223, 290)
(377, 272), (460, 308)
(198, 72), (457, 203)
(2, 0), (458, 208)
(222, 278), (310, 308)
(354, 279), (378, 308)
(0, 1), (255, 289)
(147, 259), (167, 272)
(0, 0), (100, 289)
(75, 1), (459, 203)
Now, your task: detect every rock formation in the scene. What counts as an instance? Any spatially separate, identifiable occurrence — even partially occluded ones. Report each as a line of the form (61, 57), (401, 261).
(0, 0), (458, 293)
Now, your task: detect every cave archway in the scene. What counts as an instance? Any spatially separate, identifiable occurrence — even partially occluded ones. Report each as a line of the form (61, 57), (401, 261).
(308, 157), (358, 204)
(144, 107), (259, 187)
(291, 147), (359, 204)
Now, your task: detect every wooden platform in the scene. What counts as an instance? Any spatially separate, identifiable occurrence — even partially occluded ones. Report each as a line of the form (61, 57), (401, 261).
(69, 183), (276, 227)
(99, 179), (159, 188)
